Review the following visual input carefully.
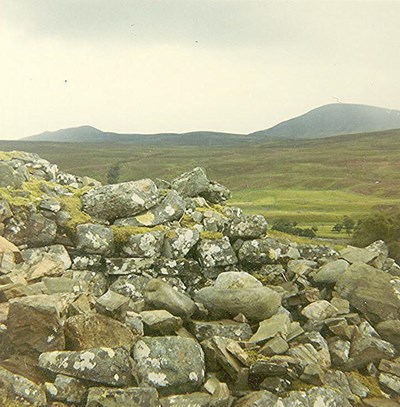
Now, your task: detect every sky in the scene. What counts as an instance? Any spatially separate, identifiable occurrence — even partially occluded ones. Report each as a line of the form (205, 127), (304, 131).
(1, 0), (400, 139)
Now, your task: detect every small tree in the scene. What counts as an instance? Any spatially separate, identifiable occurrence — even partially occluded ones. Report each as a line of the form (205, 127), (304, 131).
(331, 223), (343, 233)
(343, 216), (355, 235)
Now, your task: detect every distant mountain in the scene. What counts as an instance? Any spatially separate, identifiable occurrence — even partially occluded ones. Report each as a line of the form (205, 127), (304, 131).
(23, 103), (400, 144)
(250, 103), (400, 139)
(24, 125), (250, 146)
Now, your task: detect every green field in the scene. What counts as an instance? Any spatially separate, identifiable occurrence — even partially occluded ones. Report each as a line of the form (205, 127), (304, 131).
(1, 128), (400, 240)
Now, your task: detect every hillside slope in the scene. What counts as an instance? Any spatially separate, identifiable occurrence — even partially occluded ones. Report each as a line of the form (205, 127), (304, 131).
(250, 103), (400, 139)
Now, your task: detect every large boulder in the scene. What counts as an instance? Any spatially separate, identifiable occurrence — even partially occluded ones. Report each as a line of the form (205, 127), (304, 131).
(224, 214), (268, 239)
(75, 223), (114, 255)
(81, 179), (158, 221)
(133, 336), (205, 395)
(122, 230), (165, 258)
(194, 272), (281, 321)
(336, 262), (400, 322)
(39, 347), (132, 386)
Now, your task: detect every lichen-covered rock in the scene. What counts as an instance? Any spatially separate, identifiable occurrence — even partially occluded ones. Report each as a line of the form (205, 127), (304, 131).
(0, 161), (25, 188)
(7, 294), (69, 355)
(122, 230), (165, 258)
(75, 223), (114, 255)
(160, 392), (212, 407)
(301, 300), (339, 321)
(105, 257), (154, 275)
(238, 238), (288, 265)
(313, 259), (349, 284)
(144, 279), (197, 318)
(141, 309), (183, 335)
(22, 244), (72, 270)
(4, 208), (57, 247)
(82, 179), (159, 221)
(95, 290), (129, 321)
(163, 228), (200, 259)
(339, 245), (380, 264)
(0, 199), (12, 222)
(225, 214), (268, 239)
(234, 390), (278, 407)
(197, 237), (237, 268)
(39, 347), (132, 386)
(115, 190), (186, 227)
(201, 180), (231, 204)
(45, 374), (88, 405)
(188, 319), (253, 342)
(86, 386), (159, 407)
(0, 365), (47, 406)
(109, 274), (150, 301)
(64, 313), (136, 351)
(336, 262), (400, 322)
(133, 336), (205, 395)
(171, 167), (210, 198)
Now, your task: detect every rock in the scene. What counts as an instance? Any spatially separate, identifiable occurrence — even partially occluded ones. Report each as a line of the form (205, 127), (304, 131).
(144, 279), (197, 318)
(82, 179), (158, 221)
(171, 167), (210, 198)
(346, 321), (396, 370)
(328, 337), (350, 367)
(122, 230), (165, 258)
(0, 199), (12, 223)
(301, 300), (339, 321)
(238, 238), (288, 265)
(234, 390), (278, 406)
(339, 245), (380, 264)
(162, 228), (200, 259)
(45, 374), (88, 405)
(214, 271), (262, 289)
(7, 294), (68, 355)
(115, 190), (186, 227)
(22, 244), (72, 270)
(194, 283), (281, 322)
(75, 223), (114, 255)
(0, 365), (47, 406)
(260, 336), (289, 356)
(86, 387), (160, 407)
(160, 392), (212, 407)
(188, 319), (253, 342)
(336, 262), (400, 322)
(313, 259), (349, 284)
(141, 310), (183, 335)
(0, 162), (24, 188)
(201, 180), (231, 204)
(197, 237), (238, 268)
(64, 313), (136, 351)
(25, 256), (65, 282)
(105, 257), (154, 275)
(379, 372), (400, 394)
(133, 336), (205, 395)
(39, 347), (132, 386)
(224, 214), (268, 239)
(376, 320), (400, 350)
(109, 274), (150, 301)
(250, 312), (291, 343)
(95, 290), (129, 321)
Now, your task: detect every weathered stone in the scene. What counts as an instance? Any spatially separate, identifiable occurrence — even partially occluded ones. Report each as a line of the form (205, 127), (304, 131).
(22, 244), (72, 270)
(7, 294), (68, 355)
(328, 337), (350, 367)
(115, 189), (186, 227)
(339, 245), (380, 264)
(144, 278), (197, 318)
(133, 336), (205, 395)
(313, 259), (349, 284)
(260, 336), (290, 356)
(194, 284), (281, 322)
(0, 365), (47, 406)
(39, 347), (132, 386)
(336, 262), (400, 322)
(250, 312), (291, 343)
(95, 290), (129, 321)
(0, 162), (24, 188)
(45, 374), (88, 405)
(75, 223), (114, 255)
(0, 199), (12, 223)
(109, 274), (150, 301)
(162, 228), (200, 259)
(105, 257), (155, 275)
(189, 319), (252, 342)
(86, 386), (160, 407)
(71, 254), (102, 270)
(160, 392), (212, 407)
(234, 390), (278, 407)
(197, 237), (238, 268)
(379, 372), (400, 394)
(376, 320), (400, 350)
(224, 214), (268, 239)
(238, 238), (288, 265)
(65, 313), (136, 351)
(171, 167), (210, 198)
(82, 179), (159, 221)
(141, 309), (183, 335)
(122, 230), (165, 258)
(26, 256), (65, 282)
(301, 300), (338, 321)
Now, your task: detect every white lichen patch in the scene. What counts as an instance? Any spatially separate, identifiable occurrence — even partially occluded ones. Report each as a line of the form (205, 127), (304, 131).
(131, 192), (145, 205)
(147, 372), (169, 387)
(135, 340), (151, 359)
(73, 351), (96, 371)
(47, 335), (55, 343)
(189, 371), (198, 381)
(164, 204), (175, 216)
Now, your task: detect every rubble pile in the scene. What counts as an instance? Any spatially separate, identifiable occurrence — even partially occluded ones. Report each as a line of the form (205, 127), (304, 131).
(0, 151), (400, 406)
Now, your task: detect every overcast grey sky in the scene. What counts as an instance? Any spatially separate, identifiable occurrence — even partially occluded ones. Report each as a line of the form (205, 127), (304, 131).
(1, 0), (400, 139)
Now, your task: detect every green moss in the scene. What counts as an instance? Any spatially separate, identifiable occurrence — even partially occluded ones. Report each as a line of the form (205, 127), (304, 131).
(252, 273), (271, 285)
(289, 379), (317, 392)
(195, 205), (227, 218)
(348, 371), (384, 398)
(180, 214), (197, 229)
(59, 193), (92, 233)
(244, 349), (270, 365)
(0, 151), (24, 161)
(200, 231), (223, 240)
(111, 225), (166, 245)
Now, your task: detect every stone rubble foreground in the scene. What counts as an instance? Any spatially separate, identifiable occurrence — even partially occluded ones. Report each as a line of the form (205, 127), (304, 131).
(0, 151), (399, 406)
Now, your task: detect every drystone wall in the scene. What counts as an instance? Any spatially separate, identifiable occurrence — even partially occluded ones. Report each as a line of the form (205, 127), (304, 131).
(0, 151), (400, 406)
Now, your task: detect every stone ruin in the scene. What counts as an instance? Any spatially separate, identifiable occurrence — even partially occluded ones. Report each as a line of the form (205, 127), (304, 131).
(0, 151), (400, 406)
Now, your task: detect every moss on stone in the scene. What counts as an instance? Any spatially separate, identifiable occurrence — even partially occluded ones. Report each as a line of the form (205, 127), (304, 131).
(0, 151), (24, 161)
(59, 193), (92, 233)
(200, 231), (223, 240)
(111, 225), (166, 245)
(288, 379), (317, 392)
(244, 349), (270, 365)
(348, 371), (384, 398)
(252, 273), (271, 285)
(179, 214), (197, 229)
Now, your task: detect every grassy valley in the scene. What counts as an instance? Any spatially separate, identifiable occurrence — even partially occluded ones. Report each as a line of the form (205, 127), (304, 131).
(2, 128), (400, 240)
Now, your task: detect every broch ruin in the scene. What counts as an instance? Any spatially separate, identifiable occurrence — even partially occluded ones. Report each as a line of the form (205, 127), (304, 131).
(0, 151), (400, 406)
